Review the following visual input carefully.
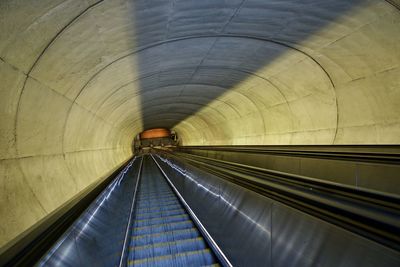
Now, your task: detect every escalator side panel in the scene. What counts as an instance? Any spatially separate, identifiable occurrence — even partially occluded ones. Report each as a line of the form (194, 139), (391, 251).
(271, 201), (400, 267)
(154, 154), (271, 266)
(36, 158), (141, 267)
(154, 154), (400, 267)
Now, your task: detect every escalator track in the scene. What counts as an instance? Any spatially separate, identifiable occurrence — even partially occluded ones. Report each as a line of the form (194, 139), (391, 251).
(126, 155), (220, 266)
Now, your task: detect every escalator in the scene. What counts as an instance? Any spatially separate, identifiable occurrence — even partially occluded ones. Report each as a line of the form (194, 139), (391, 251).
(4, 152), (399, 267)
(127, 156), (220, 266)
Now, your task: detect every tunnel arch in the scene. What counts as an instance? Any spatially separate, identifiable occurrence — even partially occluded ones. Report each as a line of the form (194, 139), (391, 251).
(1, 0), (399, 248)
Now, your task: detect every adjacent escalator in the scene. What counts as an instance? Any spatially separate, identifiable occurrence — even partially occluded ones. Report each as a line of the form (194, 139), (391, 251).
(127, 156), (219, 266)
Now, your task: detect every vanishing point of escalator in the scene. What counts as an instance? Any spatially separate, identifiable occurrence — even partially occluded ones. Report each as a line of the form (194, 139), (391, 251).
(127, 156), (219, 266)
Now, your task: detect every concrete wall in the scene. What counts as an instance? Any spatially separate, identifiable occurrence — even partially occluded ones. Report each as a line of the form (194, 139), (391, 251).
(0, 0), (399, 248)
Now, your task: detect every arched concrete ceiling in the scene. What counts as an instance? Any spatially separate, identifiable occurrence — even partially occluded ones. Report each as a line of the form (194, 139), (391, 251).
(0, 0), (399, 247)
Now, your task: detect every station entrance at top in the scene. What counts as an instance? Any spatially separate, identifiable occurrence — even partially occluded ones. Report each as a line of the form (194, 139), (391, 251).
(133, 128), (178, 154)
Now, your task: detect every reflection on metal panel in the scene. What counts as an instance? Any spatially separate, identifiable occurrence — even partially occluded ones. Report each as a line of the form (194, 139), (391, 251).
(154, 154), (272, 266)
(271, 201), (400, 267)
(36, 158), (140, 267)
(154, 153), (400, 267)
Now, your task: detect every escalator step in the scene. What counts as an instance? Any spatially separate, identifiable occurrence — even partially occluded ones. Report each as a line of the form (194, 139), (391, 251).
(135, 205), (182, 213)
(133, 220), (194, 236)
(138, 191), (171, 197)
(131, 228), (200, 246)
(137, 198), (175, 203)
(135, 208), (186, 220)
(135, 202), (182, 213)
(140, 195), (172, 200)
(130, 237), (208, 260)
(138, 191), (175, 197)
(137, 195), (176, 202)
(137, 198), (180, 208)
(134, 214), (190, 227)
(127, 249), (216, 267)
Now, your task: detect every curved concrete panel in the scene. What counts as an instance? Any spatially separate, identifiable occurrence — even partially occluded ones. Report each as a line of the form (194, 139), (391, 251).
(1, 0), (399, 247)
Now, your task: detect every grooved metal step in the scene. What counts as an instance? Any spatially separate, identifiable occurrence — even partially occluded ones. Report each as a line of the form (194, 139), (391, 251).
(130, 237), (207, 260)
(136, 198), (180, 207)
(133, 220), (194, 236)
(131, 228), (201, 247)
(134, 214), (190, 227)
(136, 203), (181, 211)
(127, 155), (219, 266)
(134, 208), (186, 220)
(128, 249), (215, 267)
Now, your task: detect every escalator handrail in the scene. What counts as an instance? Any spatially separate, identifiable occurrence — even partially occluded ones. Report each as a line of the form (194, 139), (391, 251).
(175, 151), (400, 206)
(118, 156), (143, 267)
(177, 145), (400, 165)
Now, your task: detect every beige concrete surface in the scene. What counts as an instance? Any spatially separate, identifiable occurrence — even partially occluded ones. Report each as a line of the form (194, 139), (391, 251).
(0, 0), (399, 248)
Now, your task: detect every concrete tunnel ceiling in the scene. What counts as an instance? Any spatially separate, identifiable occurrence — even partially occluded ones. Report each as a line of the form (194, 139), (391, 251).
(0, 0), (399, 248)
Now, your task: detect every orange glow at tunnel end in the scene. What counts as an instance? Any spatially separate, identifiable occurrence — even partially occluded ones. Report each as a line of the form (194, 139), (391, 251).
(139, 128), (171, 139)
